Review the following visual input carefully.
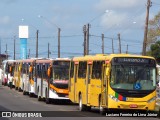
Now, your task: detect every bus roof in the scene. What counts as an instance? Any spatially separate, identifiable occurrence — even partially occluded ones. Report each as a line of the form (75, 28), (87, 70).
(72, 54), (156, 61)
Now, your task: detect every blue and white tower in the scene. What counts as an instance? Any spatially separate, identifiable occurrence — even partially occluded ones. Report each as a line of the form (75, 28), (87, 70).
(19, 26), (29, 59)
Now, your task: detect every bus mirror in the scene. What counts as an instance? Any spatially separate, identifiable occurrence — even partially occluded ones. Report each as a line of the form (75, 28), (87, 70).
(106, 67), (110, 76)
(29, 66), (33, 73)
(47, 68), (51, 77)
(9, 66), (12, 73)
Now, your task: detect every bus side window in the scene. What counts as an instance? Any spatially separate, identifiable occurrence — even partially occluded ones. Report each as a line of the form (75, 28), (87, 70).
(92, 61), (103, 79)
(37, 65), (39, 77)
(78, 62), (87, 78)
(70, 61), (74, 78)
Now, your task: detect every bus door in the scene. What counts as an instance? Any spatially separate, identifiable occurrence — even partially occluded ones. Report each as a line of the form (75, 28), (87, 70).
(73, 62), (78, 102)
(26, 63), (30, 92)
(41, 64), (44, 97)
(33, 63), (37, 95)
(101, 64), (108, 106)
(86, 62), (92, 105)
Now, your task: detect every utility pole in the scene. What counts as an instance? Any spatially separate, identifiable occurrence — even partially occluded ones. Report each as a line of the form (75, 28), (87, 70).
(36, 30), (39, 58)
(118, 33), (121, 54)
(48, 43), (50, 58)
(126, 44), (128, 54)
(14, 36), (16, 60)
(58, 28), (61, 58)
(102, 34), (104, 54)
(86, 23), (90, 55)
(112, 38), (114, 53)
(142, 0), (151, 55)
(83, 25), (87, 56)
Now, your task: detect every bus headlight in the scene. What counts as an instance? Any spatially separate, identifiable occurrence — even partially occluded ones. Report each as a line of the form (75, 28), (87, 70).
(53, 90), (57, 93)
(147, 96), (156, 103)
(51, 89), (57, 93)
(109, 94), (119, 102)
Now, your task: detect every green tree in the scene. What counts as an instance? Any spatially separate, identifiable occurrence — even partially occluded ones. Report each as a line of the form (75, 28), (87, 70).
(147, 12), (160, 49)
(147, 12), (160, 63)
(149, 41), (160, 60)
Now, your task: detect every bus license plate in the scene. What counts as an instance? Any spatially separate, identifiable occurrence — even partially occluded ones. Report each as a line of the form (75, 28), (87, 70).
(130, 104), (138, 108)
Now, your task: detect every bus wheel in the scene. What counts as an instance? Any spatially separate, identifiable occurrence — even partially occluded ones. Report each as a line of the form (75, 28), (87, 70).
(37, 87), (41, 101)
(99, 97), (105, 115)
(15, 87), (18, 90)
(79, 94), (86, 111)
(45, 89), (50, 104)
(86, 106), (91, 111)
(18, 88), (21, 92)
(38, 95), (41, 101)
(29, 93), (33, 97)
(23, 90), (26, 95)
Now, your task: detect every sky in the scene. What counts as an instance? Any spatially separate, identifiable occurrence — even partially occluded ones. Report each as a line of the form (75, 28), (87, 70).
(0, 0), (160, 59)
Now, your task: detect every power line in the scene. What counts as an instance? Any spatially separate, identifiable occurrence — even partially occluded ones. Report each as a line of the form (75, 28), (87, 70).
(90, 34), (142, 43)
(152, 2), (160, 6)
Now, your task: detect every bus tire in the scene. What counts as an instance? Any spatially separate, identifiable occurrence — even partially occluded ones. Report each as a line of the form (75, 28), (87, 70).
(23, 90), (26, 95)
(99, 96), (105, 115)
(38, 96), (41, 101)
(18, 88), (21, 92)
(86, 106), (91, 111)
(45, 89), (50, 104)
(29, 93), (33, 97)
(79, 94), (86, 111)
(37, 87), (41, 101)
(46, 98), (50, 104)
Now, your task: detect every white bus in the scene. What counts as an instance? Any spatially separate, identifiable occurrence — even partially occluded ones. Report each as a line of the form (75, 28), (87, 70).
(33, 58), (70, 103)
(2, 60), (15, 86)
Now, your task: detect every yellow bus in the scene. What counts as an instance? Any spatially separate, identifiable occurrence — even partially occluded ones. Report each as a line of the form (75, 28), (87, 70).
(69, 54), (157, 113)
(14, 60), (22, 91)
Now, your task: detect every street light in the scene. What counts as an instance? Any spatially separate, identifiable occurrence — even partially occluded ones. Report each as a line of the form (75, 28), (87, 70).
(88, 10), (111, 23)
(38, 15), (61, 58)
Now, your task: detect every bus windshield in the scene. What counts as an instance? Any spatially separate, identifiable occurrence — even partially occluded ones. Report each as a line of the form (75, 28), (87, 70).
(110, 58), (156, 91)
(52, 61), (70, 81)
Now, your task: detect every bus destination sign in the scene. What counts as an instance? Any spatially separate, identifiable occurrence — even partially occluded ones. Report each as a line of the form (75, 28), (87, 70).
(116, 58), (150, 64)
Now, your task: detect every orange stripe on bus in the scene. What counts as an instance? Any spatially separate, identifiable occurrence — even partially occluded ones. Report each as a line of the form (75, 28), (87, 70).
(30, 79), (34, 85)
(50, 84), (68, 94)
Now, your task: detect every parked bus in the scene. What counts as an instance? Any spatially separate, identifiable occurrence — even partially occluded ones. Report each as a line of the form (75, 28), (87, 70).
(7, 60), (15, 88)
(69, 54), (157, 114)
(35, 58), (70, 103)
(21, 59), (36, 95)
(1, 60), (8, 86)
(21, 58), (49, 96)
(1, 60), (15, 86)
(14, 60), (22, 91)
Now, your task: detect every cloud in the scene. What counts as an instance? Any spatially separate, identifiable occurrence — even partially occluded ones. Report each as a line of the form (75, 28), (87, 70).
(95, 0), (147, 33)
(95, 0), (145, 11)
(100, 11), (127, 29)
(0, 16), (11, 25)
